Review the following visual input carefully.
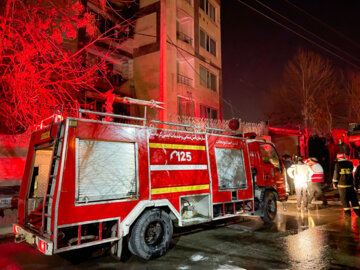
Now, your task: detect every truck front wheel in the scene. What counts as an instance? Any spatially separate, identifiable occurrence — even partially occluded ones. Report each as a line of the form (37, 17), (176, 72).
(129, 209), (173, 260)
(261, 190), (277, 223)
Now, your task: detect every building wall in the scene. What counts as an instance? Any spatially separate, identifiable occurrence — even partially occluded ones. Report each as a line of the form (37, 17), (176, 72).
(132, 0), (222, 122)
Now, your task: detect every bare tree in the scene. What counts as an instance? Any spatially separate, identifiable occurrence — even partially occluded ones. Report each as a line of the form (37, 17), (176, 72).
(345, 72), (360, 123)
(0, 0), (135, 133)
(266, 48), (339, 134)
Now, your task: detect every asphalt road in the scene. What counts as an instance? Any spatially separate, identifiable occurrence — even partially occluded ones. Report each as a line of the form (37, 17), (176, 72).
(1, 203), (360, 270)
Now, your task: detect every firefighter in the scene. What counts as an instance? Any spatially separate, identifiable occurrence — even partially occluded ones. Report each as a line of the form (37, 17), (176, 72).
(332, 153), (360, 217)
(307, 157), (327, 207)
(287, 157), (312, 212)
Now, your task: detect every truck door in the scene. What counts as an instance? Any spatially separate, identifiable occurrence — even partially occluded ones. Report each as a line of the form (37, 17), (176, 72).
(25, 144), (54, 231)
(207, 134), (254, 218)
(258, 143), (286, 200)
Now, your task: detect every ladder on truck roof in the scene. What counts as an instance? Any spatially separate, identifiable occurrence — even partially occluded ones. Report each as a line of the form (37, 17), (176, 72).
(78, 96), (164, 126)
(41, 121), (65, 236)
(77, 95), (244, 135)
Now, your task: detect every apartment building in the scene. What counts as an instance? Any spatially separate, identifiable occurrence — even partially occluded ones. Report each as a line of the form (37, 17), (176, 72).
(84, 0), (222, 122)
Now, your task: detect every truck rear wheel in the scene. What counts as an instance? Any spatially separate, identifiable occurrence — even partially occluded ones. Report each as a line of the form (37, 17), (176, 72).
(261, 190), (277, 223)
(129, 209), (173, 260)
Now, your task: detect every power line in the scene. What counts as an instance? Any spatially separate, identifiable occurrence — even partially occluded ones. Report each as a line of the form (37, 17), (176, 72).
(253, 0), (360, 65)
(236, 0), (360, 69)
(283, 0), (360, 50)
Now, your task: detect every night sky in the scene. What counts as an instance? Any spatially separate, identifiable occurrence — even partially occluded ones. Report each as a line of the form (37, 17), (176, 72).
(221, 0), (360, 123)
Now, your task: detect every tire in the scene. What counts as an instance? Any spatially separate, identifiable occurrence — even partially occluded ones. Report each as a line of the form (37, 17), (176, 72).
(261, 190), (277, 223)
(128, 209), (173, 260)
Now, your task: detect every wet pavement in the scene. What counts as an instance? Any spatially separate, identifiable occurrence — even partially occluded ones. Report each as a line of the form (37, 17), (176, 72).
(1, 203), (360, 269)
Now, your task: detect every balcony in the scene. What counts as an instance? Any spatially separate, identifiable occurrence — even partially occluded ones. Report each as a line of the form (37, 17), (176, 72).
(177, 31), (193, 46)
(177, 73), (193, 87)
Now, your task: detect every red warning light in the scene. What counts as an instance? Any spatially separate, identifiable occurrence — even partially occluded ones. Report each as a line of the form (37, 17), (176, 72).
(13, 225), (19, 235)
(39, 239), (46, 253)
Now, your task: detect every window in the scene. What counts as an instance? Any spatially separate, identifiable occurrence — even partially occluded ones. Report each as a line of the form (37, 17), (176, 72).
(76, 139), (138, 203)
(259, 143), (281, 170)
(209, 3), (215, 21)
(178, 96), (195, 117)
(176, 9), (194, 46)
(200, 65), (217, 91)
(200, 104), (218, 119)
(199, 29), (216, 56)
(177, 52), (194, 87)
(200, 0), (216, 21)
(215, 148), (247, 190)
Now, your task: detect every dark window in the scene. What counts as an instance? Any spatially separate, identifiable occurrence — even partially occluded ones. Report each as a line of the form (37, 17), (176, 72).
(210, 73), (217, 91)
(210, 38), (216, 56)
(200, 28), (216, 56)
(200, 0), (206, 12)
(200, 65), (207, 87)
(199, 0), (215, 22)
(209, 3), (215, 21)
(200, 104), (218, 119)
(199, 65), (217, 92)
(200, 29), (206, 48)
(178, 97), (195, 117)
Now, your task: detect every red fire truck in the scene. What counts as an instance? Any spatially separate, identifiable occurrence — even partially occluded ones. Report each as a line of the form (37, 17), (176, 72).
(332, 124), (360, 169)
(14, 100), (286, 260)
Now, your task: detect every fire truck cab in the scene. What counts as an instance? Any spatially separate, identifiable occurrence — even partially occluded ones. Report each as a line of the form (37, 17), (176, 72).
(14, 102), (286, 260)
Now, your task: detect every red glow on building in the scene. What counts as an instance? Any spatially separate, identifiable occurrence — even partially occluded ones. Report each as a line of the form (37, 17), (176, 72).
(159, 0), (167, 123)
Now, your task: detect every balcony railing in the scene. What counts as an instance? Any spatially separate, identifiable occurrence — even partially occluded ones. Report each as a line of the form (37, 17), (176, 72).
(177, 73), (193, 87)
(176, 31), (193, 46)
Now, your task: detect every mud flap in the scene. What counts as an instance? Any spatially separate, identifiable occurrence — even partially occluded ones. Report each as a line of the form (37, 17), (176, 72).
(110, 223), (122, 260)
(110, 239), (123, 260)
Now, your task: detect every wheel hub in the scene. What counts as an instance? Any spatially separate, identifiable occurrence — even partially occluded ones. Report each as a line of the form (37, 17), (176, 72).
(145, 221), (163, 246)
(268, 199), (276, 213)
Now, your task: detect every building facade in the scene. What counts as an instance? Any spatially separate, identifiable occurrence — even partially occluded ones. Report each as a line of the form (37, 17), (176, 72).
(87, 0), (222, 122)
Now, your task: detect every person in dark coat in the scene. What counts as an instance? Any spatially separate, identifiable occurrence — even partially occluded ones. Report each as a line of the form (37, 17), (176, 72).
(282, 154), (295, 195)
(332, 153), (360, 217)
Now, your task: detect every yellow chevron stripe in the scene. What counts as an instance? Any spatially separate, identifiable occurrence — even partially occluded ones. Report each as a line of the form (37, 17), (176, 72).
(344, 207), (350, 210)
(151, 184), (209, 195)
(149, 143), (205, 150)
(353, 206), (360, 209)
